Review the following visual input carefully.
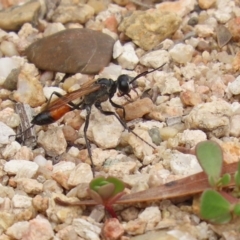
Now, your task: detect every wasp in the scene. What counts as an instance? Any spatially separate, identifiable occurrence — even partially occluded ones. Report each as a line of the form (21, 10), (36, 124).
(20, 63), (166, 175)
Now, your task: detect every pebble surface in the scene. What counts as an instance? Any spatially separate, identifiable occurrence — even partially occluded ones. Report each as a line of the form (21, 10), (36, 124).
(0, 0), (239, 239)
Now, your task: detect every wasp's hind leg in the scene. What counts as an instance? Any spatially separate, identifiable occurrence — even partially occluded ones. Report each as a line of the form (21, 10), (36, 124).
(95, 102), (155, 149)
(83, 105), (95, 176)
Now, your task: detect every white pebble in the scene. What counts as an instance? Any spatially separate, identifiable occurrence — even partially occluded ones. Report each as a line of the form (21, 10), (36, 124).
(117, 43), (139, 69)
(113, 40), (123, 59)
(169, 43), (194, 64)
(140, 50), (170, 68)
(12, 194), (32, 208)
(0, 41), (19, 57)
(227, 76), (240, 95)
(4, 160), (39, 178)
(43, 86), (66, 101)
(0, 121), (16, 144)
(0, 57), (21, 85)
(34, 155), (47, 167)
(170, 153), (202, 175)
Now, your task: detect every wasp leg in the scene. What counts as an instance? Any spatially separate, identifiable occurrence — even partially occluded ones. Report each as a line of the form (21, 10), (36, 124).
(109, 98), (126, 120)
(46, 91), (81, 109)
(95, 103), (155, 149)
(83, 105), (95, 176)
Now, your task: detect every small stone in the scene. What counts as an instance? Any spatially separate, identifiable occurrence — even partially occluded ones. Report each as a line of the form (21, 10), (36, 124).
(16, 178), (43, 194)
(43, 23), (65, 37)
(0, 0), (42, 31)
(230, 115), (240, 137)
(119, 98), (155, 121)
(6, 221), (29, 239)
(12, 194), (32, 208)
(198, 0), (216, 9)
(121, 207), (139, 221)
(216, 25), (232, 48)
(26, 28), (115, 74)
(154, 71), (182, 95)
(72, 218), (101, 240)
(128, 128), (154, 160)
(101, 218), (124, 240)
(32, 195), (48, 213)
(67, 163), (93, 187)
(170, 153), (202, 175)
(0, 107), (20, 128)
(228, 17), (240, 41)
(117, 43), (139, 69)
(0, 57), (21, 85)
(156, 0), (195, 17)
(43, 179), (63, 194)
(81, 106), (123, 149)
(56, 225), (79, 240)
(188, 17), (198, 26)
(140, 50), (170, 69)
(2, 68), (20, 91)
(184, 100), (232, 137)
(138, 206), (161, 231)
(195, 24), (214, 38)
(113, 40), (123, 59)
(62, 125), (78, 143)
(0, 40), (19, 57)
(159, 127), (179, 141)
(22, 215), (54, 240)
(227, 75), (240, 95)
(13, 63), (45, 108)
(124, 219), (146, 235)
(51, 3), (94, 24)
(0, 212), (15, 230)
(177, 129), (207, 147)
(180, 90), (202, 106)
(0, 121), (16, 144)
(4, 160), (39, 178)
(107, 160), (137, 177)
(148, 127), (161, 146)
(169, 43), (194, 64)
(118, 10), (181, 51)
(47, 193), (83, 223)
(0, 185), (15, 198)
(37, 127), (67, 157)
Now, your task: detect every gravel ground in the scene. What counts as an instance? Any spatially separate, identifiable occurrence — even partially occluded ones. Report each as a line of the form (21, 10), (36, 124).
(0, 0), (239, 239)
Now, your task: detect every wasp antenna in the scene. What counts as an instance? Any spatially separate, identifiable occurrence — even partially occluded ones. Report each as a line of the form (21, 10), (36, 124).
(130, 62), (167, 84)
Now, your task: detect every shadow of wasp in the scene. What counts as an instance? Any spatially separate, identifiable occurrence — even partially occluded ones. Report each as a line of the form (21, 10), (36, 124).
(17, 63), (166, 175)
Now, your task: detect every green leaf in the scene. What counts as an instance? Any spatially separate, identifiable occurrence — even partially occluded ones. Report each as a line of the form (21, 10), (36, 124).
(105, 176), (125, 195)
(200, 189), (232, 224)
(219, 173), (231, 186)
(196, 141), (223, 185)
(233, 203), (240, 216)
(234, 162), (240, 187)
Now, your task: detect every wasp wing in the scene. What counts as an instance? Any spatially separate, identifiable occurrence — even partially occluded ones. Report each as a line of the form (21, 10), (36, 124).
(46, 81), (100, 111)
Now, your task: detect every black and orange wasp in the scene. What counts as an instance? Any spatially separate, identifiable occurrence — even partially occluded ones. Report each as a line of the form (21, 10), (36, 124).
(18, 63), (166, 175)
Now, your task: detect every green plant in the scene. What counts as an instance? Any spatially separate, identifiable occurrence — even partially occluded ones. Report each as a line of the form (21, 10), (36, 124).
(196, 140), (240, 224)
(88, 176), (125, 218)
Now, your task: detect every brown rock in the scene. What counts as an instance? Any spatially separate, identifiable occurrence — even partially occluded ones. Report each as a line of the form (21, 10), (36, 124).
(118, 98), (154, 121)
(101, 218), (124, 240)
(0, 0), (42, 31)
(25, 28), (115, 74)
(198, 0), (216, 9)
(228, 17), (240, 41)
(180, 90), (202, 106)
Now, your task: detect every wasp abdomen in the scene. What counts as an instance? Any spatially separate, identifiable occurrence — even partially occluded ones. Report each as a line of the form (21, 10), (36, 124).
(32, 105), (71, 125)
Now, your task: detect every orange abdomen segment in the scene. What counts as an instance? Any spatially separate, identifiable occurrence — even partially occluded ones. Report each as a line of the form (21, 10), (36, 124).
(32, 105), (72, 126)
